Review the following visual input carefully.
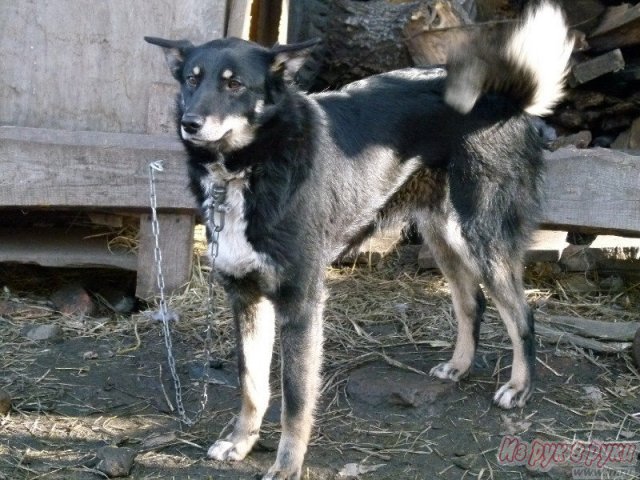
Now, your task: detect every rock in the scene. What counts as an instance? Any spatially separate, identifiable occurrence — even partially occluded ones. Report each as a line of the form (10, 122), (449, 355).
(347, 364), (455, 409)
(0, 389), (12, 415)
(96, 446), (136, 478)
(51, 284), (97, 316)
(94, 287), (136, 314)
(24, 324), (63, 342)
(549, 130), (592, 151)
(451, 452), (484, 472)
(610, 115), (640, 149)
(338, 462), (386, 477)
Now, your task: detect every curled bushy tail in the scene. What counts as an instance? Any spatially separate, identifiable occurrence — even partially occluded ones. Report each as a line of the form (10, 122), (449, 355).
(445, 1), (574, 116)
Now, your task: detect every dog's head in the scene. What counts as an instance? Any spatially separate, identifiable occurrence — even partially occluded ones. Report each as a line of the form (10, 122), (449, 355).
(145, 36), (318, 155)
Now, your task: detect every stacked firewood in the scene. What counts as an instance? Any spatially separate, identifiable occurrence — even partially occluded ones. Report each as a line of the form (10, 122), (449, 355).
(296, 0), (640, 150)
(548, 1), (640, 150)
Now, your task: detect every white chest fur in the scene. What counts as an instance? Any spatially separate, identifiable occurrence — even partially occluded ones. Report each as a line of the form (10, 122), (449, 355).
(201, 167), (272, 278)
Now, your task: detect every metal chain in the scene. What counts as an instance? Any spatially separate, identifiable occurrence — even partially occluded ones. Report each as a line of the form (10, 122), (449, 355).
(147, 161), (227, 427)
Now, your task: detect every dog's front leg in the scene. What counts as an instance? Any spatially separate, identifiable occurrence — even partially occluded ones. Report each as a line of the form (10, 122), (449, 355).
(208, 286), (275, 462)
(264, 293), (324, 480)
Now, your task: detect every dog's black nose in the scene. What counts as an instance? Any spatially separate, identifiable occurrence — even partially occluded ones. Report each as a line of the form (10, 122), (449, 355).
(181, 114), (205, 134)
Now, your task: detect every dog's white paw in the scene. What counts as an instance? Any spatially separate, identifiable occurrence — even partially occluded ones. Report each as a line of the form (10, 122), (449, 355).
(207, 437), (254, 462)
(493, 382), (531, 409)
(430, 362), (467, 381)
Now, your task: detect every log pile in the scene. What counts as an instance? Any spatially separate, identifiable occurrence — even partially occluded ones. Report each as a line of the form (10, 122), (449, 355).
(297, 0), (640, 150)
(549, 1), (640, 150)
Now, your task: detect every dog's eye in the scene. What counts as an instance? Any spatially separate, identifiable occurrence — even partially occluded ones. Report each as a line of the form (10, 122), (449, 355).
(226, 79), (243, 91)
(185, 75), (198, 88)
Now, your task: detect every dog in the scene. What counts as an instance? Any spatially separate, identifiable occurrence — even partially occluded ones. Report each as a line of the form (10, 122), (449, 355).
(146, 2), (572, 478)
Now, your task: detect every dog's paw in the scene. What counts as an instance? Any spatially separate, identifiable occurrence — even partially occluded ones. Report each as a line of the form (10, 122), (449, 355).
(207, 435), (256, 462)
(493, 382), (531, 409)
(262, 437), (305, 480)
(429, 362), (467, 381)
(262, 464), (301, 480)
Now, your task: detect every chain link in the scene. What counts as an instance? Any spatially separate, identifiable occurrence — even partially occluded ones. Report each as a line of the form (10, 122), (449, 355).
(147, 161), (226, 427)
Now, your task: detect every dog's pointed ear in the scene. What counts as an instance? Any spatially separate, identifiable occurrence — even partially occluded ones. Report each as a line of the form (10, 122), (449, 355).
(270, 39), (320, 81)
(145, 36), (194, 81)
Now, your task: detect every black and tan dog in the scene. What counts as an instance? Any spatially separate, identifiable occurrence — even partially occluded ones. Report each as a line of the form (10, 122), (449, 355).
(146, 2), (572, 478)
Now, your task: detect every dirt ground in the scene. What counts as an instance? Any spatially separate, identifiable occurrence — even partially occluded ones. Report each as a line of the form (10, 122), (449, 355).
(1, 257), (639, 479)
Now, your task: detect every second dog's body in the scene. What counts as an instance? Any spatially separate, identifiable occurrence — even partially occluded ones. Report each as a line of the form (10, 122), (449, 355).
(146, 3), (573, 478)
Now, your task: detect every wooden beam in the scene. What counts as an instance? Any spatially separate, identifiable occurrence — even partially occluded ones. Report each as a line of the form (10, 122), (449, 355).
(0, 126), (194, 210)
(542, 147), (640, 236)
(569, 49), (625, 87)
(136, 212), (195, 299)
(227, 0), (252, 38)
(0, 227), (137, 270)
(588, 3), (640, 51)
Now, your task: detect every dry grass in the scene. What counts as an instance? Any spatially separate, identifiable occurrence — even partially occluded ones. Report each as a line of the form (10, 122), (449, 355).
(1, 241), (639, 478)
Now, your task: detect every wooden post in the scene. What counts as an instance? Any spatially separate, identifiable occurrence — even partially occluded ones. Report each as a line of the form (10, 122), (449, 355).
(136, 213), (195, 299)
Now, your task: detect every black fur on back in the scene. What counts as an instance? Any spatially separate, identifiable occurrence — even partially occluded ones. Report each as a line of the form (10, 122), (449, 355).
(175, 58), (543, 287)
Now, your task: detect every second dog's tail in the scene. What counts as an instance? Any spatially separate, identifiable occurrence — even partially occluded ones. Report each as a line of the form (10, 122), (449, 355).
(445, 1), (574, 116)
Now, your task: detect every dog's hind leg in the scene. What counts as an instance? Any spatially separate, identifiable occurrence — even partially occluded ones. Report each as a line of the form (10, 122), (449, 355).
(264, 287), (324, 480)
(484, 261), (535, 409)
(423, 222), (486, 382)
(208, 282), (275, 462)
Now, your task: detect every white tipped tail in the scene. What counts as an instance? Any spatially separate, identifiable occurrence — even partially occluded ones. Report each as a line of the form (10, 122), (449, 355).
(445, 1), (574, 116)
(507, 1), (574, 116)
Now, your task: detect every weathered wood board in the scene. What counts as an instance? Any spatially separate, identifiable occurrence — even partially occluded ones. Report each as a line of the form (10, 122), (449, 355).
(0, 0), (231, 299)
(0, 227), (137, 271)
(588, 3), (640, 51)
(0, 126), (193, 210)
(0, 1), (226, 134)
(0, 125), (197, 298)
(542, 147), (640, 236)
(569, 49), (625, 87)
(137, 213), (195, 299)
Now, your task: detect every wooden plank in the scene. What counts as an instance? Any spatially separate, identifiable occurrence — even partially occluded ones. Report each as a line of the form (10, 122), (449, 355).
(541, 147), (640, 235)
(569, 49), (625, 87)
(0, 227), (137, 270)
(146, 83), (180, 135)
(227, 0), (252, 38)
(136, 212), (195, 299)
(588, 3), (640, 51)
(525, 230), (568, 263)
(537, 324), (631, 353)
(540, 315), (640, 342)
(0, 1), (226, 134)
(0, 126), (195, 210)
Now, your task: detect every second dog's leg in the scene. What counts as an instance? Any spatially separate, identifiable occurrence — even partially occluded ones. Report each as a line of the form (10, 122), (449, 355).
(208, 290), (275, 461)
(486, 263), (535, 409)
(264, 292), (324, 480)
(424, 228), (486, 381)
